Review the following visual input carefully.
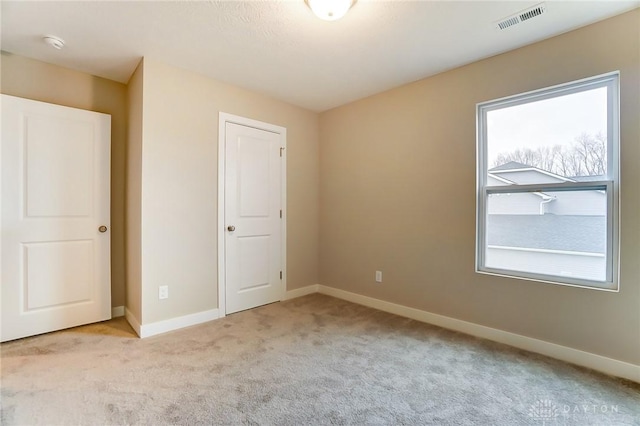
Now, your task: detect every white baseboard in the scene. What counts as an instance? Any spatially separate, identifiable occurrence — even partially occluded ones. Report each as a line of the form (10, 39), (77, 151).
(317, 285), (640, 383)
(138, 308), (220, 339)
(284, 284), (320, 300)
(111, 306), (125, 318)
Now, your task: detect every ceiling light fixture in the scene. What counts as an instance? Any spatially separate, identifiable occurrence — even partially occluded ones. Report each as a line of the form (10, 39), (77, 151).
(43, 35), (65, 50)
(306, 0), (357, 21)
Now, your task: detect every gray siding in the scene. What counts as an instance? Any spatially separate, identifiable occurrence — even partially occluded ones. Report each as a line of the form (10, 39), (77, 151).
(547, 190), (606, 216)
(488, 192), (542, 215)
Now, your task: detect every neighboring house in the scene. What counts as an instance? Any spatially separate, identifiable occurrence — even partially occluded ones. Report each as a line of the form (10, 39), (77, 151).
(487, 161), (606, 216)
(485, 161), (606, 282)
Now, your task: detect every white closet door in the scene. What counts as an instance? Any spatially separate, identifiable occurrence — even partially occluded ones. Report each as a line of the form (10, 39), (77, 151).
(224, 121), (284, 314)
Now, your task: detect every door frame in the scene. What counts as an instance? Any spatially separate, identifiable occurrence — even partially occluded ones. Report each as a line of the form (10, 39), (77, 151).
(217, 112), (286, 317)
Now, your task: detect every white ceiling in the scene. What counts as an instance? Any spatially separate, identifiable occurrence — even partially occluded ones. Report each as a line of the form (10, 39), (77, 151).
(1, 1), (638, 112)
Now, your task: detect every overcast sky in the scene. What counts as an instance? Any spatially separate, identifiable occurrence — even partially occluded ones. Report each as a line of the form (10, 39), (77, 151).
(486, 87), (607, 165)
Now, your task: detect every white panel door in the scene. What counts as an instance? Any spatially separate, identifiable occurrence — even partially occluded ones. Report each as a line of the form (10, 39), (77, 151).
(224, 121), (283, 314)
(1, 94), (111, 342)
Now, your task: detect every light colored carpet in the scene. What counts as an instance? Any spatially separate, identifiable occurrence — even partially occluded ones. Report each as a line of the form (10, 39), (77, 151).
(1, 294), (638, 425)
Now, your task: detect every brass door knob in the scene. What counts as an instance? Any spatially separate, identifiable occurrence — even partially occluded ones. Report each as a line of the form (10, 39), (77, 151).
(227, 225), (236, 232)
(99, 226), (108, 233)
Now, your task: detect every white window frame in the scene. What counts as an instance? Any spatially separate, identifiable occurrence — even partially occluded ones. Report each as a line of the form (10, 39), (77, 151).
(476, 72), (620, 291)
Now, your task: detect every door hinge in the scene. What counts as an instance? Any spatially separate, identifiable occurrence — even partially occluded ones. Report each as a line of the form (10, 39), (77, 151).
(280, 209), (282, 218)
(280, 271), (283, 280)
(280, 147), (285, 157)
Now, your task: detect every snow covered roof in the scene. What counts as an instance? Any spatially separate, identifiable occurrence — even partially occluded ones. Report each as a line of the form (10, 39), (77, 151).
(488, 161), (532, 172)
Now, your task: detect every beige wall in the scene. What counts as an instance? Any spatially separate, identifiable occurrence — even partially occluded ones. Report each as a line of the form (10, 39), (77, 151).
(125, 60), (144, 322)
(1, 52), (128, 308)
(319, 10), (640, 364)
(132, 58), (319, 324)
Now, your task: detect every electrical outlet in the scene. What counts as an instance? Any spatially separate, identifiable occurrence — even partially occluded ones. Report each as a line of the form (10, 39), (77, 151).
(159, 285), (169, 300)
(375, 271), (382, 283)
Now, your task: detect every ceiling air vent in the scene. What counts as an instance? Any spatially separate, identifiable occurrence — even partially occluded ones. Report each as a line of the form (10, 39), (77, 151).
(496, 3), (546, 30)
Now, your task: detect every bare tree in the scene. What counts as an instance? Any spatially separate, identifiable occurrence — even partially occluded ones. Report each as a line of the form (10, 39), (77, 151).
(492, 132), (606, 177)
(573, 132), (606, 175)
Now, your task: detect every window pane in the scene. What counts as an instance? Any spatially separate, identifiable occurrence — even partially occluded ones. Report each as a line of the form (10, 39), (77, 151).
(487, 87), (608, 185)
(477, 73), (618, 289)
(485, 189), (607, 282)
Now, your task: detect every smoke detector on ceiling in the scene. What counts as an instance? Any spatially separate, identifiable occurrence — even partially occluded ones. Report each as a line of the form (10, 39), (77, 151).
(43, 35), (65, 50)
(496, 3), (547, 30)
